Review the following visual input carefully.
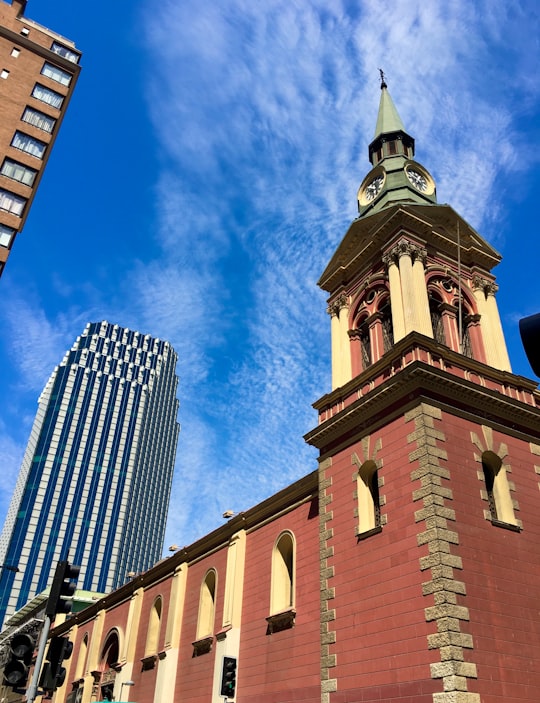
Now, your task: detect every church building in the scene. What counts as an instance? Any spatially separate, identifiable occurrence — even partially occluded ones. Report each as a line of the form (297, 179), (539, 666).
(29, 80), (540, 703)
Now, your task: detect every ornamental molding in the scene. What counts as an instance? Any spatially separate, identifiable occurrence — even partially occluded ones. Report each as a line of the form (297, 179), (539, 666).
(384, 239), (427, 267)
(472, 275), (498, 296)
(327, 294), (349, 317)
(305, 333), (540, 453)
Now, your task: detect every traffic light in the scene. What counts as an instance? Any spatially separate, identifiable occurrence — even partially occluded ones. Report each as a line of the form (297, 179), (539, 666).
(220, 656), (237, 698)
(3, 632), (36, 690)
(39, 635), (73, 693)
(46, 560), (80, 617)
(519, 313), (540, 377)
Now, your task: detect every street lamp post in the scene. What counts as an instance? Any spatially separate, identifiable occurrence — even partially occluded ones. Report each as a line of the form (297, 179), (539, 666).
(119, 680), (135, 701)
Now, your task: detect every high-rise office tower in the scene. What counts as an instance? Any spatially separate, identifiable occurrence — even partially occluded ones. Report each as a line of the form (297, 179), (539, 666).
(0, 321), (180, 627)
(0, 0), (80, 277)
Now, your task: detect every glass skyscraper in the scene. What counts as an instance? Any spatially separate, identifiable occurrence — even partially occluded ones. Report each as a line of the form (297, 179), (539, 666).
(0, 321), (180, 627)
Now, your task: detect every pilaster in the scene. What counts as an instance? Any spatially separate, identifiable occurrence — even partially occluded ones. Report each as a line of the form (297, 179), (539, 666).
(406, 403), (480, 703)
(318, 457), (337, 703)
(329, 296), (352, 389)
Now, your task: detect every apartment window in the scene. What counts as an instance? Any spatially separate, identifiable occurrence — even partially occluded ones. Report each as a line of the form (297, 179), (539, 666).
(11, 131), (46, 159)
(41, 62), (71, 86)
(1, 159), (37, 186)
(32, 83), (64, 109)
(0, 188), (26, 216)
(50, 41), (80, 64)
(0, 70), (9, 79)
(0, 224), (15, 248)
(22, 107), (55, 133)
(11, 48), (20, 58)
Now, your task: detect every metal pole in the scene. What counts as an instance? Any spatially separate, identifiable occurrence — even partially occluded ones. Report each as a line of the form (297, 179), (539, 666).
(25, 614), (52, 703)
(457, 220), (463, 354)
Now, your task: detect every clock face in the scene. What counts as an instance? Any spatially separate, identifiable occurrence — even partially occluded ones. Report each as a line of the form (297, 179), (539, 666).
(364, 175), (384, 202)
(406, 168), (428, 192)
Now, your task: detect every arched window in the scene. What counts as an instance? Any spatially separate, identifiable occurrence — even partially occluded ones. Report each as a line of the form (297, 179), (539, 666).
(145, 596), (162, 656)
(357, 460), (381, 535)
(196, 570), (216, 640)
(454, 300), (473, 358)
(482, 451), (517, 526)
(358, 317), (371, 370)
(379, 298), (394, 353)
(429, 292), (446, 345)
(270, 532), (295, 614)
(99, 630), (120, 701)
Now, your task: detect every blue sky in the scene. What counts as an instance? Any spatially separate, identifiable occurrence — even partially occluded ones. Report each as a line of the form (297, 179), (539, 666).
(1, 0), (539, 552)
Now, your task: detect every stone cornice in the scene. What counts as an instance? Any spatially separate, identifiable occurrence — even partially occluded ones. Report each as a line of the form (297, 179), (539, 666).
(318, 204), (501, 294)
(51, 471), (318, 634)
(305, 333), (540, 456)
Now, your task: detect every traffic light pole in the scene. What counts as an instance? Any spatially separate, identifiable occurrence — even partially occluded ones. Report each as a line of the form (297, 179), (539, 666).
(25, 614), (52, 703)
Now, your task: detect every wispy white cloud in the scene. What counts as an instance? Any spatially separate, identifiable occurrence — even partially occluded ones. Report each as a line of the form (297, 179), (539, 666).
(138, 0), (540, 548)
(2, 0), (538, 554)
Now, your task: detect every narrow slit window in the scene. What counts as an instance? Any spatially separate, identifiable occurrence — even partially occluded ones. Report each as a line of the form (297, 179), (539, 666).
(357, 460), (381, 535)
(482, 451), (517, 526)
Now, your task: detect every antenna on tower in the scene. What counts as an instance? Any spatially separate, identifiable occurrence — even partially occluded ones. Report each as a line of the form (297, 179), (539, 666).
(457, 220), (463, 353)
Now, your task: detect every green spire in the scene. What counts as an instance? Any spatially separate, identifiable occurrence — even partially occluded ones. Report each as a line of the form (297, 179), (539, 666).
(374, 73), (406, 139)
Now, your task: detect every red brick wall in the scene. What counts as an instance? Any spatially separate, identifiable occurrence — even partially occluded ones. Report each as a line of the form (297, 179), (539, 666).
(174, 548), (228, 702)
(441, 411), (540, 703)
(132, 578), (173, 701)
(238, 497), (320, 703)
(325, 416), (439, 703)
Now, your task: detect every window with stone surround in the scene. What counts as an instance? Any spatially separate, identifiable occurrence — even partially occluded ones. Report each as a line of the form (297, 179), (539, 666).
(267, 531), (296, 633)
(270, 531), (295, 614)
(356, 459), (382, 537)
(196, 569), (216, 640)
(481, 450), (518, 528)
(145, 596), (162, 657)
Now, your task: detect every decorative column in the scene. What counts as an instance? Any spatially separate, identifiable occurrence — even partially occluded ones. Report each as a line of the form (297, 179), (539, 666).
(411, 245), (433, 337)
(328, 295), (352, 389)
(383, 250), (406, 342)
(212, 530), (246, 703)
(396, 241), (416, 333)
(472, 277), (511, 371)
(84, 609), (106, 703)
(484, 282), (511, 371)
(158, 561), (188, 702)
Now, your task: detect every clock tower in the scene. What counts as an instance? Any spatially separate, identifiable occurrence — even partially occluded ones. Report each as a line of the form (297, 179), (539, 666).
(306, 79), (540, 703)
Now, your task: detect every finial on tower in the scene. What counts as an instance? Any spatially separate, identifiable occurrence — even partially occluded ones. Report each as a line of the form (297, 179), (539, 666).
(378, 68), (387, 90)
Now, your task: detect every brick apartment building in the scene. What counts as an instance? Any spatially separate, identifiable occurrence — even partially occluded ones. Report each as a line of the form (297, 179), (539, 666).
(0, 0), (80, 276)
(10, 81), (540, 703)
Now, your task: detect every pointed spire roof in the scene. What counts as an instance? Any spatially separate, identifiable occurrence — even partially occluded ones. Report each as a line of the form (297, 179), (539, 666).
(367, 71), (415, 166)
(374, 80), (406, 139)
